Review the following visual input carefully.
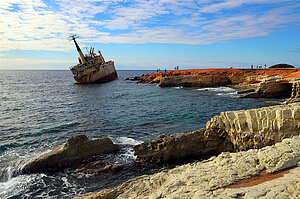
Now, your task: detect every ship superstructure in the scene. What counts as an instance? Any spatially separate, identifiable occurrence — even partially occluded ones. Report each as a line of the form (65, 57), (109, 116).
(69, 35), (117, 83)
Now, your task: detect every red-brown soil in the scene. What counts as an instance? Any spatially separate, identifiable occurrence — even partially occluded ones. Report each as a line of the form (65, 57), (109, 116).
(224, 168), (291, 189)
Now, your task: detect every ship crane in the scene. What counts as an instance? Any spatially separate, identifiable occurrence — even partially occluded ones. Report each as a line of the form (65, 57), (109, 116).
(69, 35), (86, 64)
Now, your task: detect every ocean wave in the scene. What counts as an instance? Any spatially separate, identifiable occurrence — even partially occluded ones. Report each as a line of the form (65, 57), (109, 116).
(26, 122), (80, 138)
(197, 86), (236, 93)
(216, 92), (238, 96)
(197, 87), (237, 97)
(0, 173), (37, 198)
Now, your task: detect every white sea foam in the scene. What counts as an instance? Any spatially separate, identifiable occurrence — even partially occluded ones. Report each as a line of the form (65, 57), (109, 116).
(197, 86), (237, 97)
(0, 174), (36, 198)
(197, 86), (236, 92)
(113, 137), (142, 145)
(117, 147), (137, 165)
(174, 86), (183, 89)
(216, 92), (238, 97)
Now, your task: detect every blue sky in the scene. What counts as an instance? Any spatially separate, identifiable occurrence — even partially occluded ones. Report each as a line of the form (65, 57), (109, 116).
(0, 0), (299, 70)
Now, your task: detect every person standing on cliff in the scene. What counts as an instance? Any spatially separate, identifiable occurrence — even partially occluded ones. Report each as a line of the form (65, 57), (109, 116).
(251, 65), (253, 69)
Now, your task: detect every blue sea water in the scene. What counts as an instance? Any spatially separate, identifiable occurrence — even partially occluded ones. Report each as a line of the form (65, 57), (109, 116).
(0, 70), (285, 198)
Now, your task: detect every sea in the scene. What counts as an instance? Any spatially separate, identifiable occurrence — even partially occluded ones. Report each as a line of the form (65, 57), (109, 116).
(0, 70), (285, 198)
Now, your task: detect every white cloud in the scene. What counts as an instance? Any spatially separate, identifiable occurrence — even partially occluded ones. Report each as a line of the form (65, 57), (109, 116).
(199, 0), (291, 13)
(0, 0), (299, 51)
(0, 58), (76, 69)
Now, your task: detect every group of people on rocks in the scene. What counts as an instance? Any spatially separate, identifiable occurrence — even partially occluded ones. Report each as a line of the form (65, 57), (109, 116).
(156, 69), (167, 72)
(251, 64), (267, 69)
(156, 66), (180, 72)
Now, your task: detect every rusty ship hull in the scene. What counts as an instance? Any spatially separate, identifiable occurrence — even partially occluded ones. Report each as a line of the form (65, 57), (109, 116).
(69, 35), (117, 84)
(71, 61), (117, 84)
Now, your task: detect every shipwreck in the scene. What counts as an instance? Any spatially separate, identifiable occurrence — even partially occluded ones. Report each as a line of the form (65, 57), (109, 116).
(69, 35), (117, 83)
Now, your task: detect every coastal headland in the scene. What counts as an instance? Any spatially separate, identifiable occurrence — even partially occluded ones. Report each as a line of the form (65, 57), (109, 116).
(136, 68), (300, 86)
(134, 68), (300, 102)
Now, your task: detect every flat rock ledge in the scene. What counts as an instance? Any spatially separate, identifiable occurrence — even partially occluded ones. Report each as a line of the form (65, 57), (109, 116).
(76, 135), (300, 199)
(21, 135), (119, 174)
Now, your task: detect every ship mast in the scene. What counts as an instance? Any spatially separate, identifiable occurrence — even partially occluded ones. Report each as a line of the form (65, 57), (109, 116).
(69, 35), (86, 64)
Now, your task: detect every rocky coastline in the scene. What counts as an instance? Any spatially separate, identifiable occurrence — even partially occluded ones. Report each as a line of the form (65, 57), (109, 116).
(70, 102), (299, 199)
(78, 135), (300, 199)
(20, 68), (300, 198)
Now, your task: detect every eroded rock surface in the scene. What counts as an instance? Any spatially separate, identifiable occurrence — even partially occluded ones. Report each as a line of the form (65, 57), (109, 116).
(207, 102), (300, 151)
(77, 135), (300, 199)
(22, 135), (119, 174)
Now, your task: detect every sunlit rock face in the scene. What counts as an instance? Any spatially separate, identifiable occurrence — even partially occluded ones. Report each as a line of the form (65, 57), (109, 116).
(206, 103), (300, 151)
(287, 80), (300, 104)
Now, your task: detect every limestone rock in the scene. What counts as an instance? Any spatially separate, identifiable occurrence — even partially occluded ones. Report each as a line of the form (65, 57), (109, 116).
(22, 135), (119, 174)
(76, 135), (300, 199)
(133, 128), (233, 164)
(286, 80), (300, 104)
(206, 102), (300, 151)
(257, 136), (300, 173)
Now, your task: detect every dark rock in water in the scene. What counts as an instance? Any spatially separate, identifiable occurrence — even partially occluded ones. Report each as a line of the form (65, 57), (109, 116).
(75, 163), (123, 174)
(125, 76), (142, 81)
(21, 135), (119, 174)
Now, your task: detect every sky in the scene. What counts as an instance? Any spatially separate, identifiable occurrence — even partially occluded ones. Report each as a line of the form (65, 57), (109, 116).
(0, 0), (299, 70)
